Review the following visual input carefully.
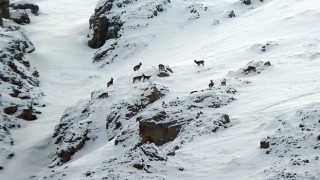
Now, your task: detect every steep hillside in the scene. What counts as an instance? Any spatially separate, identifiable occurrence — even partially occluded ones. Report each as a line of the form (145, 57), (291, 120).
(0, 0), (43, 173)
(1, 0), (320, 179)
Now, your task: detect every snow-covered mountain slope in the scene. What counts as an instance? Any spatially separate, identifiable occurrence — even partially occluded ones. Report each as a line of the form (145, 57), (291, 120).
(1, 0), (320, 179)
(0, 2), (43, 174)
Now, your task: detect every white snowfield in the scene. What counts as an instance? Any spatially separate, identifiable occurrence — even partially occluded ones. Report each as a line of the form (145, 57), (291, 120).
(1, 0), (320, 179)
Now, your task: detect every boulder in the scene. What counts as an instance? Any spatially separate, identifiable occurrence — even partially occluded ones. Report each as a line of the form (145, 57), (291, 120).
(157, 71), (170, 77)
(58, 133), (87, 163)
(260, 138), (270, 149)
(98, 92), (109, 99)
(17, 109), (37, 121)
(11, 10), (30, 24)
(243, 66), (256, 73)
(241, 0), (251, 5)
(264, 61), (271, 66)
(157, 66), (173, 77)
(3, 105), (18, 115)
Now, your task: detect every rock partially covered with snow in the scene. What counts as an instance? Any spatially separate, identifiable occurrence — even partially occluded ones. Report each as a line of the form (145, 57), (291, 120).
(106, 84), (168, 141)
(228, 60), (272, 77)
(10, 0), (39, 15)
(259, 103), (320, 179)
(88, 0), (170, 49)
(51, 82), (168, 165)
(137, 86), (236, 147)
(8, 0), (39, 25)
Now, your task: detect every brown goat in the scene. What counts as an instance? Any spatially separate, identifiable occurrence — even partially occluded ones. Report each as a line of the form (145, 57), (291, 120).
(107, 78), (113, 87)
(158, 64), (165, 71)
(133, 62), (142, 71)
(208, 80), (214, 88)
(194, 60), (204, 66)
(133, 74), (144, 83)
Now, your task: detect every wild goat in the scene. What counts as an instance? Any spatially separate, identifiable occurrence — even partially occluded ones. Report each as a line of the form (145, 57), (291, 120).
(133, 74), (144, 83)
(158, 64), (165, 71)
(143, 74), (151, 81)
(194, 60), (204, 66)
(107, 78), (113, 87)
(208, 80), (214, 88)
(221, 79), (226, 86)
(133, 62), (142, 71)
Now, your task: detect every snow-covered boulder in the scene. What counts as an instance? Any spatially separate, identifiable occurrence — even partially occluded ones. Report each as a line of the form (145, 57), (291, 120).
(228, 60), (272, 77)
(7, 0), (39, 25)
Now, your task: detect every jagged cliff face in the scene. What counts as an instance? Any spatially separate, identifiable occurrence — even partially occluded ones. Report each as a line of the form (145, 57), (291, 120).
(87, 0), (171, 66)
(0, 2), (43, 171)
(0, 0), (10, 19)
(88, 0), (170, 49)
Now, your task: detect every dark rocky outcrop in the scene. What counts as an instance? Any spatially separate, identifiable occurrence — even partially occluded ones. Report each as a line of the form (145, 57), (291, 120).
(3, 105), (18, 115)
(0, 0), (10, 19)
(98, 92), (109, 99)
(7, 1), (40, 25)
(57, 131), (88, 163)
(136, 86), (236, 147)
(243, 66), (256, 73)
(88, 15), (122, 49)
(106, 84), (168, 140)
(0, 15), (3, 27)
(17, 109), (37, 121)
(139, 120), (181, 146)
(264, 61), (271, 66)
(241, 0), (251, 5)
(92, 41), (116, 62)
(53, 117), (92, 165)
(260, 138), (269, 149)
(88, 0), (123, 49)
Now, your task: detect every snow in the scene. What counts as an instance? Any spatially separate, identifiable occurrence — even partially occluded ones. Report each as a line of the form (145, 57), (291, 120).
(1, 0), (320, 179)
